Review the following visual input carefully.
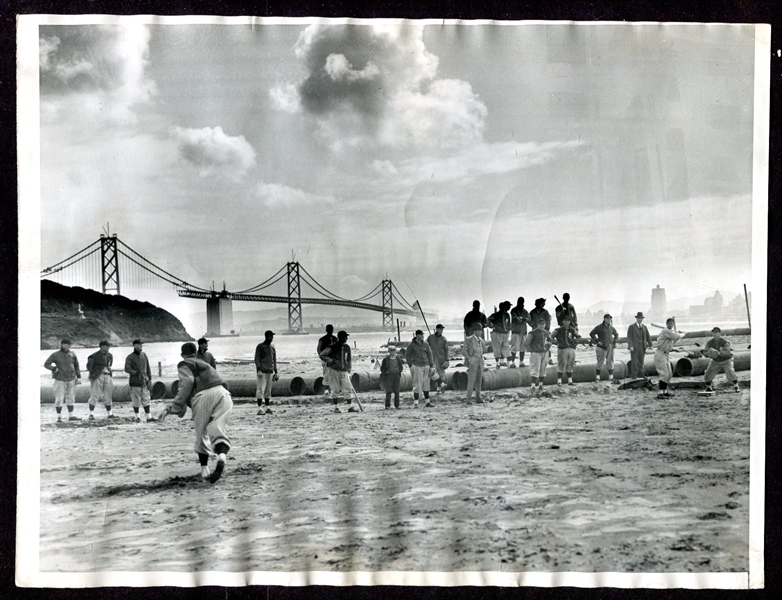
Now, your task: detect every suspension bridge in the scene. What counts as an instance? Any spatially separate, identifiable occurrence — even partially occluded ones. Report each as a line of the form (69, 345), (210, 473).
(40, 234), (424, 334)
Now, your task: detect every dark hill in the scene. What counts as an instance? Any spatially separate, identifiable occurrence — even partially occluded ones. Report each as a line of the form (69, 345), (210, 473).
(41, 281), (193, 349)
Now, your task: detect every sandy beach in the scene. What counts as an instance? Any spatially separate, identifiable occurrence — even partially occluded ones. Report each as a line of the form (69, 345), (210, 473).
(39, 366), (751, 574)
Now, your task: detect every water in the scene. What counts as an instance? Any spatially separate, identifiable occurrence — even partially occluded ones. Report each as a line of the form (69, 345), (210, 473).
(39, 327), (468, 378)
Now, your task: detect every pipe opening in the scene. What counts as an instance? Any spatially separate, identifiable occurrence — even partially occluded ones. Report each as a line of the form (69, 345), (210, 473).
(289, 376), (305, 396)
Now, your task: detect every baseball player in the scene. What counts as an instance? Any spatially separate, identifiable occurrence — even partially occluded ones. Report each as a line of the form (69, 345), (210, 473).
(125, 339), (152, 422)
(319, 330), (357, 413)
(157, 342), (233, 483)
(703, 327), (740, 393)
(405, 330), (435, 408)
(464, 322), (485, 404)
(655, 318), (683, 397)
(86, 340), (116, 420)
(551, 315), (578, 385)
(43, 338), (82, 422)
(254, 330), (279, 415)
(526, 319), (553, 390)
(589, 314), (619, 382)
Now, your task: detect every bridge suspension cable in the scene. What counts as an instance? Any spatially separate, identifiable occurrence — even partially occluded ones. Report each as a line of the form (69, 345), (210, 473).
(234, 264), (288, 294)
(40, 240), (101, 277)
(116, 239), (212, 292)
(391, 282), (417, 311)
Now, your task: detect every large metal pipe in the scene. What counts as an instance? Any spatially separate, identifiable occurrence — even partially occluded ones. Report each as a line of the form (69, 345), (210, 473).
(378, 369), (461, 393)
(40, 383), (133, 404)
(673, 351), (751, 377)
(351, 371), (382, 392)
(452, 360), (628, 391)
(150, 379), (176, 400)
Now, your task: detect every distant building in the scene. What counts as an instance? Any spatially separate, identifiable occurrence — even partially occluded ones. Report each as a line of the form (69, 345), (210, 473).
(650, 285), (667, 320)
(689, 290), (724, 319)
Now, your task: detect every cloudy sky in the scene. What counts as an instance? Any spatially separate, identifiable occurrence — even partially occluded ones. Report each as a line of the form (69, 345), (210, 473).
(37, 21), (758, 322)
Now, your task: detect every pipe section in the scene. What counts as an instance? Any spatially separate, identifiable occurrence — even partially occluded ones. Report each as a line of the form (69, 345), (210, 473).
(673, 351), (751, 377)
(40, 383), (132, 404)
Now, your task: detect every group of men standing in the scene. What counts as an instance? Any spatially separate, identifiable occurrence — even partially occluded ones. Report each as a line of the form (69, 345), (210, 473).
(459, 295), (741, 400)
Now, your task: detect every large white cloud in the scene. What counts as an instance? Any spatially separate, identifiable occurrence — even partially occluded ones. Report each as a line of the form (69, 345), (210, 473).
(271, 23), (487, 151)
(39, 25), (156, 129)
(172, 126), (256, 178)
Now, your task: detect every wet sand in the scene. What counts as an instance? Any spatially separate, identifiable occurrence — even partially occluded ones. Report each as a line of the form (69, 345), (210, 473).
(38, 366), (751, 574)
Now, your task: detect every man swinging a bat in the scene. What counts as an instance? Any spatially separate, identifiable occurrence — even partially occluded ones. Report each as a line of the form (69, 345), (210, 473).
(157, 342), (233, 483)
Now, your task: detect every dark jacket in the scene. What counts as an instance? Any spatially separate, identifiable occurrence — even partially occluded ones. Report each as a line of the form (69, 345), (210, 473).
(170, 357), (226, 416)
(626, 323), (652, 351)
(704, 336), (734, 361)
(487, 310), (511, 334)
(86, 350), (113, 381)
(589, 322), (619, 348)
(380, 355), (404, 377)
(510, 306), (530, 335)
(552, 325), (579, 349)
(405, 337), (434, 367)
(44, 349), (80, 382)
(529, 307), (551, 331)
(320, 341), (352, 372)
(317, 333), (338, 356)
(196, 349), (217, 369)
(124, 350), (151, 387)
(254, 342), (277, 373)
(426, 333), (450, 363)
(527, 328), (553, 353)
(555, 303), (578, 328)
(463, 309), (488, 334)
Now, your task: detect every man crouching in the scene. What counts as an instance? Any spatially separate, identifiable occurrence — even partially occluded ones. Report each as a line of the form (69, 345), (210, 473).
(158, 342), (233, 483)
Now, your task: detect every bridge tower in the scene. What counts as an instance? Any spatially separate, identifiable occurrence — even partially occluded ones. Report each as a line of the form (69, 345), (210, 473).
(287, 262), (304, 333)
(381, 279), (394, 330)
(100, 234), (120, 295)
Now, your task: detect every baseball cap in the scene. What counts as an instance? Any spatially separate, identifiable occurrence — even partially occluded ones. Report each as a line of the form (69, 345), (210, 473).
(99, 340), (111, 347)
(132, 339), (142, 345)
(435, 324), (444, 330)
(711, 326), (721, 333)
(265, 330), (275, 337)
(197, 337), (209, 344)
(61, 338), (71, 345)
(338, 330), (349, 338)
(181, 342), (197, 355)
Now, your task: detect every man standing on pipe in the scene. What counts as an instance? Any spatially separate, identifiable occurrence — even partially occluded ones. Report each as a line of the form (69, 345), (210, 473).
(156, 342), (232, 483)
(464, 323), (485, 404)
(254, 330), (279, 415)
(487, 301), (512, 368)
(527, 319), (554, 391)
(590, 315), (619, 382)
(319, 330), (357, 413)
(654, 318), (682, 397)
(406, 329), (435, 408)
(509, 297), (530, 368)
(86, 340), (116, 420)
(703, 327), (740, 393)
(529, 298), (551, 331)
(317, 325), (338, 398)
(44, 338), (82, 422)
(427, 324), (450, 393)
(555, 293), (578, 329)
(125, 339), (152, 422)
(626, 312), (653, 379)
(196, 337), (217, 369)
(463, 300), (488, 340)
(551, 316), (578, 386)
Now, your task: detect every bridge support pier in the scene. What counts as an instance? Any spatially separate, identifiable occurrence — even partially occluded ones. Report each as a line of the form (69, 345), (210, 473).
(206, 294), (234, 336)
(100, 234), (120, 295)
(382, 279), (394, 330)
(287, 262), (304, 333)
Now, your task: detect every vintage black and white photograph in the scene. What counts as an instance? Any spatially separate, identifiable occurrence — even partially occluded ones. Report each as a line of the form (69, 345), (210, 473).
(17, 16), (768, 588)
